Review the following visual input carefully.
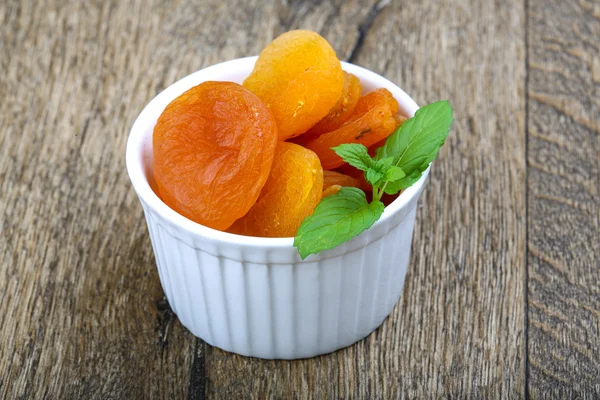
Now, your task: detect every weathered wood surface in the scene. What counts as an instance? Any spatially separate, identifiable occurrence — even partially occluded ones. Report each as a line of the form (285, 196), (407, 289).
(0, 0), (596, 398)
(526, 0), (600, 398)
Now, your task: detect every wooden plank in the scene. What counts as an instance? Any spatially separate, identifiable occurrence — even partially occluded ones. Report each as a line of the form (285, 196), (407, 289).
(197, 0), (528, 398)
(526, 0), (600, 397)
(0, 1), (201, 398)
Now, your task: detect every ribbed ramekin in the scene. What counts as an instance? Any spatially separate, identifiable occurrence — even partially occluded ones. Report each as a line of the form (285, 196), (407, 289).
(126, 57), (428, 359)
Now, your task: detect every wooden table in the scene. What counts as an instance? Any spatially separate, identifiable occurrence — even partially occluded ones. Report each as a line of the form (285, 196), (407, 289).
(1, 0), (598, 398)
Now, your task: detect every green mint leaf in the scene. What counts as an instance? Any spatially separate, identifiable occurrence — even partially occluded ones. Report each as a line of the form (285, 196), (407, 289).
(373, 157), (394, 174)
(332, 143), (375, 172)
(365, 169), (385, 186)
(333, 145), (398, 187)
(385, 166), (405, 181)
(375, 157), (394, 168)
(383, 169), (421, 194)
(376, 100), (453, 193)
(364, 158), (403, 186)
(294, 187), (385, 259)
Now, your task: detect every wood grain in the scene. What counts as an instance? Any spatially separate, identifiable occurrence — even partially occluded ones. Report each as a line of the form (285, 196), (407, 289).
(2, 0), (596, 398)
(196, 0), (528, 398)
(526, 0), (600, 397)
(0, 1), (199, 398)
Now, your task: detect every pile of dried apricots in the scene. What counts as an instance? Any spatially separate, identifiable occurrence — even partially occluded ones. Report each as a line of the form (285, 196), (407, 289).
(153, 30), (405, 238)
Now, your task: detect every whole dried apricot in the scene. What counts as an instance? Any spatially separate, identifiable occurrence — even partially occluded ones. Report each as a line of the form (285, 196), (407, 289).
(302, 72), (362, 139)
(228, 142), (323, 237)
(303, 89), (399, 169)
(243, 30), (344, 140)
(347, 88), (398, 118)
(153, 81), (277, 231)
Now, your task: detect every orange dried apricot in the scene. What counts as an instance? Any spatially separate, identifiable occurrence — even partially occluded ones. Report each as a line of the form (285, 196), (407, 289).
(243, 30), (344, 140)
(347, 88), (398, 118)
(153, 81), (277, 231)
(228, 142), (323, 237)
(302, 72), (362, 139)
(323, 170), (361, 190)
(303, 89), (400, 169)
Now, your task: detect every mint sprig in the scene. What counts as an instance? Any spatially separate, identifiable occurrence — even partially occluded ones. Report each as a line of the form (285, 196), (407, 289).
(294, 101), (453, 259)
(332, 144), (405, 188)
(376, 100), (453, 196)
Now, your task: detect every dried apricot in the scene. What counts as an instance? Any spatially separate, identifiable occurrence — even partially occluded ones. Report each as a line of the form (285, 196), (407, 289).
(303, 89), (399, 169)
(323, 170), (361, 190)
(347, 88), (398, 118)
(153, 81), (277, 231)
(228, 142), (323, 237)
(243, 30), (344, 140)
(302, 72), (362, 139)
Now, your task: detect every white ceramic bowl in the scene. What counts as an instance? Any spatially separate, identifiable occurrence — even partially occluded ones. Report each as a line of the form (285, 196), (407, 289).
(126, 57), (428, 359)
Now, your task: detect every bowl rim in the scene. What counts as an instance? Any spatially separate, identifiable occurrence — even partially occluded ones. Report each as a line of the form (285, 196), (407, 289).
(126, 56), (428, 249)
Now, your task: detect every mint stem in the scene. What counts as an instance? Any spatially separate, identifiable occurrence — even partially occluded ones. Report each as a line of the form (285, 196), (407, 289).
(374, 182), (387, 201)
(372, 181), (389, 202)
